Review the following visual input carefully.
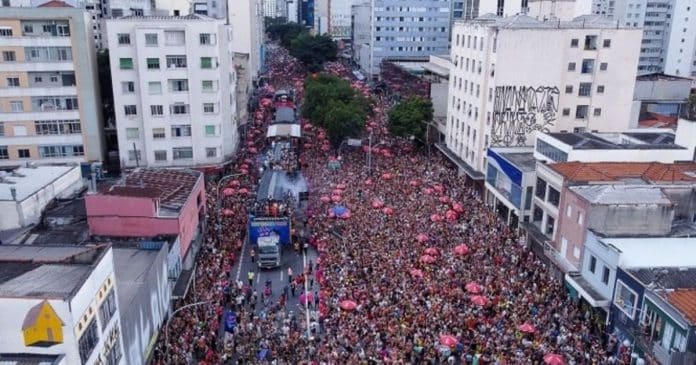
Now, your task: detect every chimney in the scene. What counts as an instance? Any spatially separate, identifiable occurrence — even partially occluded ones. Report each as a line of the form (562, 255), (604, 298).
(10, 187), (17, 201)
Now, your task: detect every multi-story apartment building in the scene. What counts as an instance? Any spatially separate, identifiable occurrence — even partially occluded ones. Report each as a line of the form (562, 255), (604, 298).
(443, 14), (641, 185)
(106, 14), (239, 168)
(591, 0), (696, 78)
(0, 5), (104, 167)
(351, 0), (452, 79)
(454, 0), (593, 20)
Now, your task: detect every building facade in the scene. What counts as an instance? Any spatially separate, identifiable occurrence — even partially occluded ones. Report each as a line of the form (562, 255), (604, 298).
(454, 0), (593, 20)
(444, 15), (642, 183)
(0, 6), (105, 167)
(351, 0), (452, 79)
(106, 14), (239, 168)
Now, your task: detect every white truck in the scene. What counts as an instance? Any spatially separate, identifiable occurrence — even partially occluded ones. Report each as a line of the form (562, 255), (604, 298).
(257, 233), (281, 269)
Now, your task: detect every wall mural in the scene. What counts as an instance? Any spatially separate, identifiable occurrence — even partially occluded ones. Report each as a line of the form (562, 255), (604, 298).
(491, 85), (560, 146)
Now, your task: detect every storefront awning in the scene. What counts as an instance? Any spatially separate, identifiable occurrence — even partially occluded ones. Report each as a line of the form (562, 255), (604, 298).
(565, 272), (610, 308)
(267, 124), (301, 138)
(434, 143), (484, 180)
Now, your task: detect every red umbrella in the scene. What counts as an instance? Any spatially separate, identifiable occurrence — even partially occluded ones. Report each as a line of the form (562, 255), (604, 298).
(424, 247), (439, 256)
(454, 244), (470, 256)
(299, 293), (313, 304)
(518, 323), (536, 334)
(304, 143), (313, 149)
(223, 188), (235, 196)
(249, 147), (258, 154)
(381, 173), (393, 180)
(470, 295), (488, 306)
(543, 354), (565, 365)
(409, 179), (421, 187)
(439, 334), (458, 348)
(465, 282), (483, 294)
(371, 200), (384, 209)
(229, 180), (241, 187)
(409, 268), (424, 278)
(240, 169), (249, 175)
(438, 196), (450, 203)
(331, 195), (342, 202)
(416, 233), (429, 243)
(430, 214), (443, 222)
(339, 300), (357, 311)
(320, 195), (331, 203)
(445, 210), (458, 221)
(420, 254), (436, 264)
(382, 207), (394, 215)
(339, 210), (351, 219)
(223, 209), (234, 216)
(321, 145), (330, 152)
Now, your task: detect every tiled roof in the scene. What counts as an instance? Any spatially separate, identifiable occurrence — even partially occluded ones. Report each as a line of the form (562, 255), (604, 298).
(100, 168), (201, 212)
(667, 289), (696, 324)
(549, 162), (696, 184)
(38, 0), (73, 7)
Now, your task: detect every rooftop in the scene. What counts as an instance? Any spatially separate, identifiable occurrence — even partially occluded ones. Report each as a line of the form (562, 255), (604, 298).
(666, 289), (696, 324)
(549, 161), (696, 184)
(116, 14), (213, 21)
(0, 165), (81, 202)
(112, 247), (163, 312)
(570, 185), (673, 205)
(0, 245), (106, 299)
(0, 353), (63, 365)
(500, 151), (537, 172)
(97, 168), (201, 213)
(636, 73), (694, 82)
(602, 237), (696, 268)
(38, 0), (72, 7)
(545, 132), (681, 150)
(627, 267), (696, 290)
(466, 13), (628, 29)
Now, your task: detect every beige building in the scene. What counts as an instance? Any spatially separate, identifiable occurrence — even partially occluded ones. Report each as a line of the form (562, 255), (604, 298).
(0, 4), (104, 167)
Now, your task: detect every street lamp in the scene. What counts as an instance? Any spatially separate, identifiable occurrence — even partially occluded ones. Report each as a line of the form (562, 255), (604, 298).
(164, 300), (211, 362)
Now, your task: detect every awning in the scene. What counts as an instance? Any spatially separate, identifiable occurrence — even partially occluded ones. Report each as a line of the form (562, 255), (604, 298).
(171, 268), (194, 299)
(267, 124), (301, 138)
(565, 272), (610, 308)
(434, 143), (484, 180)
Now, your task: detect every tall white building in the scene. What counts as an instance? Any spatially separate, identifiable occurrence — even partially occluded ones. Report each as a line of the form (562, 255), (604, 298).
(106, 14), (239, 168)
(591, 0), (696, 78)
(443, 14), (642, 183)
(454, 0), (593, 20)
(229, 0), (264, 126)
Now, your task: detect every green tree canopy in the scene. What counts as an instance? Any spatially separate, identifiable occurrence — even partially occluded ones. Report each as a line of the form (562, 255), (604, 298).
(289, 33), (337, 72)
(387, 97), (433, 142)
(266, 22), (307, 48)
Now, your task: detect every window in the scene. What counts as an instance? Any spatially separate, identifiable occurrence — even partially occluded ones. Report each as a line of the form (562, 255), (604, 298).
(2, 51), (16, 62)
(98, 289), (117, 327)
(562, 108), (570, 116)
(117, 33), (130, 45)
(152, 128), (165, 139)
(581, 59), (595, 73)
(128, 149), (141, 161)
(535, 178), (547, 199)
(614, 280), (638, 318)
(566, 204), (572, 217)
(10, 101), (23, 112)
(166, 55), (187, 68)
(203, 103), (216, 113)
(119, 58), (133, 69)
(154, 150), (167, 161)
(78, 319), (99, 364)
(124, 105), (137, 115)
(545, 216), (555, 236)
(593, 108), (602, 116)
(35, 120), (81, 135)
(602, 267), (610, 284)
(200, 33), (215, 45)
(164, 30), (185, 46)
(547, 187), (560, 206)
(18, 148), (30, 158)
(589, 256), (597, 273)
(206, 147), (217, 157)
(599, 62), (608, 71)
(202, 80), (217, 92)
(597, 85), (605, 93)
(584, 35), (598, 50)
(150, 105), (163, 116)
(200, 57), (214, 69)
(578, 82), (592, 96)
(146, 58), (160, 70)
(126, 127), (139, 139)
(570, 38), (579, 47)
(121, 81), (135, 93)
(603, 39), (611, 48)
(575, 105), (589, 119)
(23, 24), (33, 33)
(0, 146), (7, 159)
(578, 211), (584, 225)
(170, 103), (189, 114)
(171, 125), (191, 137)
(568, 62), (576, 71)
(169, 79), (188, 92)
(0, 28), (13, 37)
(205, 125), (216, 136)
(145, 33), (158, 46)
(173, 147), (193, 159)
(148, 81), (162, 94)
(565, 85), (573, 94)
(6, 77), (20, 87)
(38, 145), (83, 157)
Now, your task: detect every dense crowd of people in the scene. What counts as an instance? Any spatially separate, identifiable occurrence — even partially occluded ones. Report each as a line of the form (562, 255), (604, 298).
(150, 45), (643, 364)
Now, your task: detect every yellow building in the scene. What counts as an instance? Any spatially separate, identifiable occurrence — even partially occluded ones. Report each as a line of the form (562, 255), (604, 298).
(22, 300), (65, 347)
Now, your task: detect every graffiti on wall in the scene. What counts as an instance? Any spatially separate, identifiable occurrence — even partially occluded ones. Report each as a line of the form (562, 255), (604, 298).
(491, 86), (560, 146)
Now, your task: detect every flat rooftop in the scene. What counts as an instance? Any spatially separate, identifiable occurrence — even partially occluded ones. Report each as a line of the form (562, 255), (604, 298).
(627, 267), (696, 290)
(602, 237), (696, 268)
(549, 161), (696, 184)
(0, 353), (63, 365)
(636, 73), (694, 82)
(569, 185), (672, 205)
(545, 132), (681, 150)
(500, 152), (537, 172)
(0, 245), (106, 299)
(112, 247), (162, 312)
(0, 165), (80, 202)
(98, 168), (201, 213)
(466, 14), (632, 29)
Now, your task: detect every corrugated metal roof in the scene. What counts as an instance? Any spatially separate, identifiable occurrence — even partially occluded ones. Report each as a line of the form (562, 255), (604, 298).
(570, 185), (672, 205)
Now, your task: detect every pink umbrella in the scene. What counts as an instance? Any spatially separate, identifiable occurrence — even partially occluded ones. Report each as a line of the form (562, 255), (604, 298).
(434, 184), (445, 193)
(364, 179), (373, 186)
(299, 293), (314, 304)
(371, 200), (385, 209)
(320, 196), (331, 203)
(381, 173), (393, 180)
(331, 195), (342, 202)
(518, 323), (537, 334)
(339, 210), (351, 219)
(223, 188), (235, 196)
(229, 180), (241, 187)
(409, 179), (421, 187)
(465, 282), (483, 294)
(438, 196), (450, 203)
(223, 209), (234, 216)
(470, 295), (488, 306)
(453, 203), (464, 213)
(328, 211), (336, 218)
(420, 254), (436, 264)
(430, 214), (443, 222)
(416, 233), (429, 243)
(454, 244), (470, 256)
(240, 169), (249, 175)
(332, 189), (343, 195)
(304, 143), (313, 149)
(339, 300), (357, 311)
(409, 268), (424, 278)
(321, 145), (330, 152)
(249, 147), (258, 154)
(424, 247), (439, 256)
(439, 334), (458, 348)
(445, 210), (458, 221)
(382, 207), (394, 215)
(543, 354), (566, 365)
(238, 188), (249, 195)
(336, 183), (347, 190)
(423, 188), (434, 195)
(246, 141), (255, 147)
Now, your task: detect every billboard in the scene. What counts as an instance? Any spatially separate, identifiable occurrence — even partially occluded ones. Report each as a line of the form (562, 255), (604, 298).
(247, 216), (291, 246)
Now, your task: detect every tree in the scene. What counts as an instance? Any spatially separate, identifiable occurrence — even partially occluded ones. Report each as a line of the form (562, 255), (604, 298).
(323, 100), (364, 149)
(266, 22), (306, 48)
(387, 97), (433, 141)
(289, 33), (337, 72)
